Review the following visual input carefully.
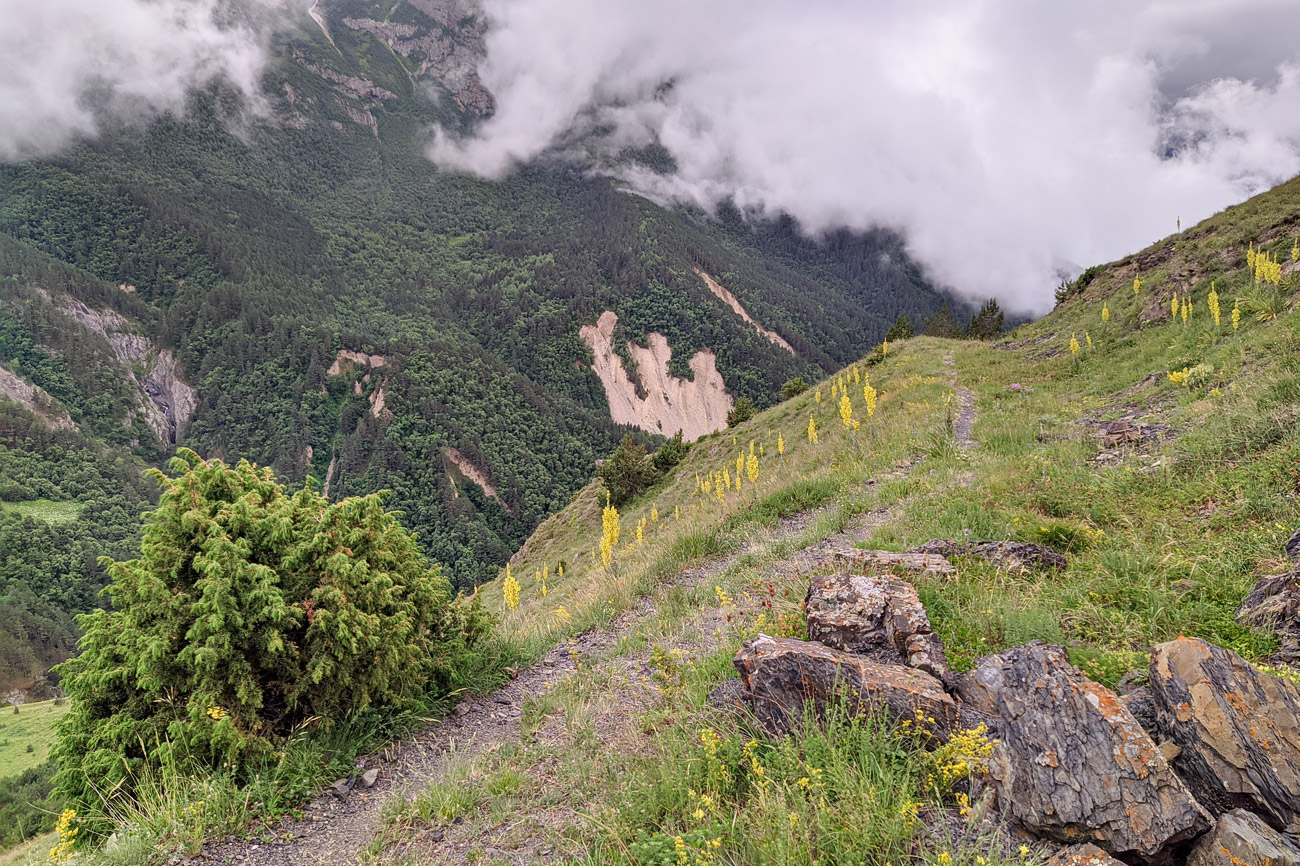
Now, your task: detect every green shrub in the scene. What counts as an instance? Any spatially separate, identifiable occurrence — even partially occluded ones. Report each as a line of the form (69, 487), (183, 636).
(726, 397), (757, 428)
(52, 450), (490, 813)
(598, 435), (660, 508)
(779, 377), (808, 400)
(651, 431), (690, 474)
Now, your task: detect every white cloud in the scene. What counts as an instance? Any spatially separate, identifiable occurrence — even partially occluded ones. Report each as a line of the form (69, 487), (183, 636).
(431, 0), (1300, 313)
(0, 0), (272, 161)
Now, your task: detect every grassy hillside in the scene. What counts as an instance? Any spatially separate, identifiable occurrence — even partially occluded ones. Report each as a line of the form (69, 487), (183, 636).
(338, 178), (1299, 864)
(0, 701), (67, 778)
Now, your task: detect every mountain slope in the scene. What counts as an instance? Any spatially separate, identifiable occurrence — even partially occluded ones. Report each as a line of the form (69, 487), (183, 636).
(285, 176), (1297, 864)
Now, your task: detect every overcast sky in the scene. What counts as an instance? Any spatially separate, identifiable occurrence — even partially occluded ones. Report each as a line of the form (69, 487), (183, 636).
(3, 1), (1299, 313)
(430, 0), (1300, 312)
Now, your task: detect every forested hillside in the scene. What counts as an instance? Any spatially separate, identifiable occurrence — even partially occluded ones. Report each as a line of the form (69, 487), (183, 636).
(0, 0), (958, 701)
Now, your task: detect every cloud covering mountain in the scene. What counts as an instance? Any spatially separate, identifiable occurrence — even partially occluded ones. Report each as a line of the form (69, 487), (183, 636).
(0, 0), (270, 161)
(430, 0), (1300, 311)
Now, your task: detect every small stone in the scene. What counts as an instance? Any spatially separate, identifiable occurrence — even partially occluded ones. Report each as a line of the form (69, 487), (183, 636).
(833, 548), (956, 576)
(705, 678), (748, 711)
(360, 768), (379, 788)
(453, 703), (470, 718)
(1045, 844), (1126, 866)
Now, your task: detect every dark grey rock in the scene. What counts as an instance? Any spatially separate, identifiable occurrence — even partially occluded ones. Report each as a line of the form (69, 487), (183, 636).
(804, 573), (948, 682)
(1150, 637), (1300, 832)
(955, 642), (1210, 860)
(1187, 809), (1300, 866)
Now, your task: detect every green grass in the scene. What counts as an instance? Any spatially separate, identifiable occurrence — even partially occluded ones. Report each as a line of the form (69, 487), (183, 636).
(0, 701), (68, 776)
(0, 499), (83, 524)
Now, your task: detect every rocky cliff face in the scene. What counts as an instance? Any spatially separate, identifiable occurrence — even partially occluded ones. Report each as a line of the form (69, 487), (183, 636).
(43, 291), (196, 445)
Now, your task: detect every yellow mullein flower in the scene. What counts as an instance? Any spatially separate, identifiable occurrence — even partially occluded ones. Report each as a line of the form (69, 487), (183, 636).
(807, 416), (818, 444)
(839, 393), (853, 428)
(1101, 303), (1109, 323)
(1069, 333), (1080, 356)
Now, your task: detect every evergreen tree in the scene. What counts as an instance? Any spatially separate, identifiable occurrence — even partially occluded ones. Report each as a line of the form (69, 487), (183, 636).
(727, 397), (757, 427)
(883, 313), (915, 342)
(966, 298), (1005, 340)
(597, 436), (659, 507)
(52, 451), (489, 811)
(923, 304), (962, 338)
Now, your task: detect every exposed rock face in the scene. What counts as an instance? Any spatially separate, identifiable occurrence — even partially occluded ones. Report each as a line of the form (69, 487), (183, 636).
(1149, 637), (1300, 832)
(1238, 570), (1300, 663)
(1120, 687), (1160, 739)
(955, 642), (1210, 860)
(733, 634), (958, 739)
(0, 365), (74, 429)
(46, 294), (195, 444)
(341, 0), (493, 116)
(1046, 844), (1127, 866)
(1287, 529), (1300, 563)
(444, 447), (509, 511)
(832, 548), (956, 576)
(804, 573), (949, 682)
(580, 310), (732, 441)
(912, 540), (1067, 572)
(694, 269), (795, 355)
(1187, 809), (1300, 866)
(326, 349), (386, 376)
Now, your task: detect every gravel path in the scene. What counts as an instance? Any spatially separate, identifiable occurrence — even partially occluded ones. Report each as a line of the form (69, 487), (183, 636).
(943, 350), (978, 451)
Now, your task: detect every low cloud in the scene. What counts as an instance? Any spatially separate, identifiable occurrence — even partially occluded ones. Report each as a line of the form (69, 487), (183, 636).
(0, 0), (273, 161)
(431, 0), (1300, 313)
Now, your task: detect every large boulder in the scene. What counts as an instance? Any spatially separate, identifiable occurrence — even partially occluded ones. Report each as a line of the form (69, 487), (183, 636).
(913, 539), (1067, 572)
(804, 573), (949, 681)
(1238, 570), (1300, 664)
(955, 642), (1210, 860)
(1187, 809), (1300, 866)
(1287, 528), (1300, 564)
(1150, 637), (1300, 832)
(732, 634), (959, 738)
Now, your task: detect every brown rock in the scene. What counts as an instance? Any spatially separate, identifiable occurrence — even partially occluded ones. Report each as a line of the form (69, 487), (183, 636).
(1287, 528), (1300, 563)
(1150, 637), (1300, 831)
(733, 634), (958, 738)
(1187, 809), (1300, 866)
(955, 642), (1210, 860)
(833, 548), (956, 576)
(1238, 570), (1300, 663)
(914, 539), (1067, 572)
(1046, 844), (1127, 866)
(804, 573), (949, 681)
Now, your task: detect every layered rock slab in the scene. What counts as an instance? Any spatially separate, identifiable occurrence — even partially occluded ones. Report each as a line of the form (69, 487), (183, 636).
(955, 642), (1210, 860)
(1186, 809), (1300, 866)
(804, 573), (949, 681)
(912, 539), (1067, 572)
(1150, 637), (1300, 832)
(733, 634), (958, 738)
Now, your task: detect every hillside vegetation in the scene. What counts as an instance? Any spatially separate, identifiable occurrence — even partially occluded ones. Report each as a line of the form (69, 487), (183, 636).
(0, 0), (962, 708)
(15, 175), (1296, 865)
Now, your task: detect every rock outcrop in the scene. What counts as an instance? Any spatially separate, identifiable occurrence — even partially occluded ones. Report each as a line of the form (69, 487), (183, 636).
(804, 573), (949, 682)
(733, 635), (958, 739)
(1238, 570), (1300, 663)
(580, 310), (732, 441)
(694, 269), (796, 355)
(832, 548), (956, 576)
(0, 365), (74, 429)
(1287, 528), (1300, 564)
(912, 540), (1067, 572)
(46, 293), (195, 444)
(1149, 637), (1300, 832)
(1186, 809), (1300, 866)
(955, 642), (1210, 860)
